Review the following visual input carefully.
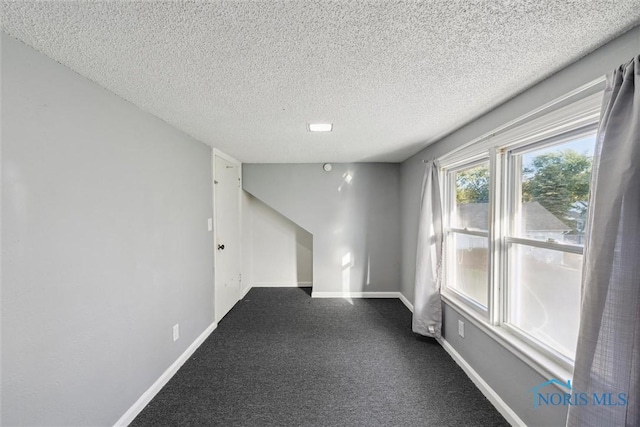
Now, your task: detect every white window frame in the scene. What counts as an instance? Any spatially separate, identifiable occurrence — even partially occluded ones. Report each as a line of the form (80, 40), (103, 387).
(501, 124), (597, 368)
(442, 156), (492, 319)
(439, 88), (603, 382)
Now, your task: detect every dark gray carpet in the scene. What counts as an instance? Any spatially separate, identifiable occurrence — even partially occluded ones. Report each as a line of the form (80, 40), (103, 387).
(132, 288), (508, 426)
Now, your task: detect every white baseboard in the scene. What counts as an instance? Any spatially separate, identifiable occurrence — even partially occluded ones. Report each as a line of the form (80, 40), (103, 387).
(311, 291), (402, 299)
(398, 293), (414, 312)
(114, 322), (218, 427)
(241, 286), (252, 298)
(437, 338), (525, 427)
(252, 282), (312, 288)
(311, 292), (416, 314)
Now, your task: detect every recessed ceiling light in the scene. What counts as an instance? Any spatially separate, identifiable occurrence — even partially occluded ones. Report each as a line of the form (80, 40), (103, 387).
(308, 123), (333, 132)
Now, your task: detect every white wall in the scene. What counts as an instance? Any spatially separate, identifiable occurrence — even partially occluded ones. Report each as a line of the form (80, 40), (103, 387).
(243, 163), (401, 294)
(400, 26), (640, 426)
(241, 191), (254, 295)
(1, 34), (215, 426)
(244, 194), (312, 287)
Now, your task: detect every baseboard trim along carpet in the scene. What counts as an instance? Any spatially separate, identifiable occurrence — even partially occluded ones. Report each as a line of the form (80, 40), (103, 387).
(252, 282), (313, 287)
(242, 286), (252, 298)
(311, 291), (403, 299)
(113, 322), (218, 427)
(309, 290), (416, 312)
(311, 292), (413, 313)
(438, 338), (525, 427)
(398, 293), (414, 312)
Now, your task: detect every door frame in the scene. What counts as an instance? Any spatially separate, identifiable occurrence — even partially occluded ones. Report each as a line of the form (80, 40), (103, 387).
(212, 148), (242, 322)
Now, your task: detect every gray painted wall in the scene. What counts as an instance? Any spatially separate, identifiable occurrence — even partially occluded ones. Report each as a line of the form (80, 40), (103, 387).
(244, 193), (313, 287)
(400, 26), (640, 426)
(1, 35), (215, 426)
(243, 163), (401, 294)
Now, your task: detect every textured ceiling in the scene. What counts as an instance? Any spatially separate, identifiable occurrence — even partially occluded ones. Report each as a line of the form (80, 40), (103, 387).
(2, 1), (640, 163)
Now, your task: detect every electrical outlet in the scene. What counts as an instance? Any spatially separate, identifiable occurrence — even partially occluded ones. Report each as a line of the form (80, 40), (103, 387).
(173, 324), (179, 342)
(207, 218), (213, 231)
(458, 320), (465, 338)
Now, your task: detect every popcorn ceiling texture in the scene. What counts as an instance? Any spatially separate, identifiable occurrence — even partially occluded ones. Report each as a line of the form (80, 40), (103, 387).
(2, 1), (639, 163)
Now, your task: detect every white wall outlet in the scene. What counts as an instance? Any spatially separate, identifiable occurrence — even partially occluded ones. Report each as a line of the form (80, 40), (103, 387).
(458, 319), (465, 338)
(173, 324), (179, 342)
(207, 218), (213, 231)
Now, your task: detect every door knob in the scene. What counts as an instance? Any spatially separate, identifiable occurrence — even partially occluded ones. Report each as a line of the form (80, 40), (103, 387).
(217, 244), (225, 250)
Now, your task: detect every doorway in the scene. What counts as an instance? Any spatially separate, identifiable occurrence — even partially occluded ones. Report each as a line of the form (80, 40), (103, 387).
(214, 150), (241, 322)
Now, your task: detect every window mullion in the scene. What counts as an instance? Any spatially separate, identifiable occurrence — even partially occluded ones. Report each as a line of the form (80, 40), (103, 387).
(489, 148), (502, 325)
(503, 151), (521, 327)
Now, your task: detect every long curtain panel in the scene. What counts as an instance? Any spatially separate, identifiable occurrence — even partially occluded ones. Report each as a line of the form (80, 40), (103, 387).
(412, 161), (444, 338)
(567, 55), (640, 426)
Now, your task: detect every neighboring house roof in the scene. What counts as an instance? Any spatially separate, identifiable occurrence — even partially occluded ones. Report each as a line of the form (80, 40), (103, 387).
(457, 202), (571, 232)
(522, 202), (572, 231)
(567, 200), (588, 220)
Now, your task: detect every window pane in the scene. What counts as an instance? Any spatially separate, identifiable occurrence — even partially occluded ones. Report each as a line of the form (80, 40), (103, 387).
(515, 135), (595, 245)
(449, 233), (488, 307)
(454, 163), (489, 231)
(507, 244), (581, 359)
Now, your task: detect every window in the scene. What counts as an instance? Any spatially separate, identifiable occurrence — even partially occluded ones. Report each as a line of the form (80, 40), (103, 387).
(440, 91), (601, 374)
(504, 134), (595, 361)
(444, 161), (490, 310)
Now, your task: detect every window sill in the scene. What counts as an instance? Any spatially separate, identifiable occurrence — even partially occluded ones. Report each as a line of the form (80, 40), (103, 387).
(441, 292), (573, 386)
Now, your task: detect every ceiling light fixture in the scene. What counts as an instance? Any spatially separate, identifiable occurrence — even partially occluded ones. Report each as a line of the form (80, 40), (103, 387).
(308, 123), (333, 132)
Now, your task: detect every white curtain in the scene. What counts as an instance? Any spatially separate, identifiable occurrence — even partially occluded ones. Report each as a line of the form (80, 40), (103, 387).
(412, 161), (444, 338)
(567, 55), (640, 427)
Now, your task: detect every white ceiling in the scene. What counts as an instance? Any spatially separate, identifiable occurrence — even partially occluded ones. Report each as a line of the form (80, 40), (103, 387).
(2, 1), (639, 163)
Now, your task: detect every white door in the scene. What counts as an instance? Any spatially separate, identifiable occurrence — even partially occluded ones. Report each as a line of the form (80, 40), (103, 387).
(214, 153), (241, 322)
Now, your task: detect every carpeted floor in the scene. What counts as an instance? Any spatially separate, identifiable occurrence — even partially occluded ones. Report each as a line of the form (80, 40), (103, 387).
(131, 288), (509, 426)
